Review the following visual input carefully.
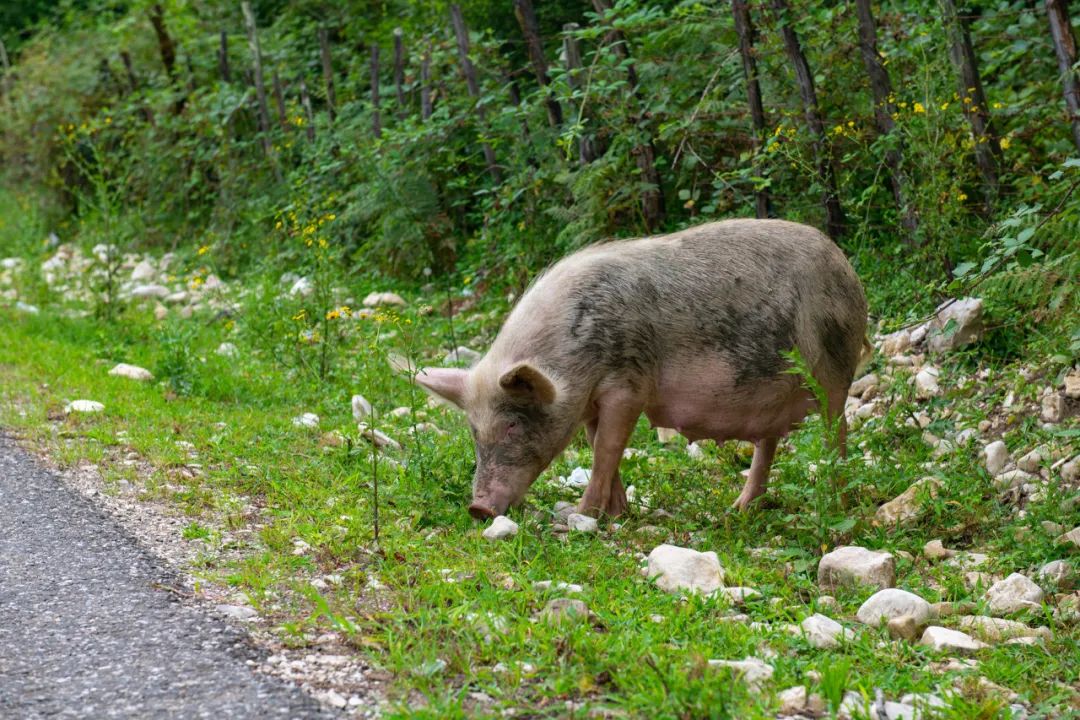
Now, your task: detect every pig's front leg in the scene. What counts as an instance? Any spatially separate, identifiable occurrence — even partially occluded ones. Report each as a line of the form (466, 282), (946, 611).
(578, 393), (641, 517)
(732, 437), (778, 510)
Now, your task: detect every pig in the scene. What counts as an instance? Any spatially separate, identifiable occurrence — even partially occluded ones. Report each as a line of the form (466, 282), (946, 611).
(416, 219), (868, 519)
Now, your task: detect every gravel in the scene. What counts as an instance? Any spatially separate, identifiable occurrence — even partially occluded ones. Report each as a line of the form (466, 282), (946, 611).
(0, 434), (333, 719)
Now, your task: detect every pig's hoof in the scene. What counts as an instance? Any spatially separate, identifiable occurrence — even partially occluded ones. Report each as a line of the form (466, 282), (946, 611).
(731, 492), (762, 512)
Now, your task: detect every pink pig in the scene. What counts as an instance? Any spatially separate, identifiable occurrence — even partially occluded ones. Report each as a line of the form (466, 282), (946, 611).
(417, 219), (868, 519)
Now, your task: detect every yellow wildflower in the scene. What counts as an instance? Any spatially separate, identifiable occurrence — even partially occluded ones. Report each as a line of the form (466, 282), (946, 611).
(913, 102), (925, 114)
(1000, 137), (1011, 150)
(957, 191), (968, 202)
(292, 310), (307, 321)
(197, 245), (210, 255)
(940, 101), (950, 111)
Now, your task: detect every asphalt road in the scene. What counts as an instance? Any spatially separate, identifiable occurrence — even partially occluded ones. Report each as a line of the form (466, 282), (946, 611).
(0, 434), (330, 719)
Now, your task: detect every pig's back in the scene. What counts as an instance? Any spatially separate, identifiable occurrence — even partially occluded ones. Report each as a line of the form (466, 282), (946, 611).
(502, 219), (867, 390)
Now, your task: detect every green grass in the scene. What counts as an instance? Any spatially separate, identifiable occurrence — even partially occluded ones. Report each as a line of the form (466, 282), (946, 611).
(0, 243), (1077, 718)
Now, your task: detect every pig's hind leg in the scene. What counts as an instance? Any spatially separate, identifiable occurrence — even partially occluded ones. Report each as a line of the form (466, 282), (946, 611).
(578, 394), (640, 518)
(732, 437), (779, 511)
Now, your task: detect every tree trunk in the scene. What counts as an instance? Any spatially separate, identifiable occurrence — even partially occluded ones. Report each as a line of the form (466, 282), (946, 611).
(731, 0), (772, 219)
(272, 70), (287, 129)
(299, 76), (316, 142)
(450, 4), (502, 183)
(1046, 0), (1080, 153)
(420, 50), (433, 121)
(241, 1), (277, 171)
(393, 28), (407, 113)
(562, 23), (598, 163)
(371, 45), (382, 139)
(218, 31), (231, 83)
(772, 0), (846, 238)
(119, 51), (156, 126)
(318, 28), (336, 124)
(854, 0), (918, 238)
(942, 0), (1000, 206)
(514, 0), (563, 127)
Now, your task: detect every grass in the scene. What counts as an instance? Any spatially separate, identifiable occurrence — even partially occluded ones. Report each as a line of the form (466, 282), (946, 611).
(0, 242), (1077, 718)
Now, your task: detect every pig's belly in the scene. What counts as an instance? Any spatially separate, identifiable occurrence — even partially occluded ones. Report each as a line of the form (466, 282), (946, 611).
(643, 360), (813, 442)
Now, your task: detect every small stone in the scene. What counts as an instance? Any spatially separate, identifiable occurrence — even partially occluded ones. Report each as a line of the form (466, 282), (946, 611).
(65, 400), (104, 414)
(716, 586), (761, 606)
(706, 657), (773, 690)
(1038, 560), (1076, 591)
(1017, 446), (1048, 473)
(927, 297), (984, 353)
(130, 284), (170, 300)
(292, 412), (319, 428)
(915, 366), (941, 399)
(216, 604), (258, 621)
(1057, 526), (1080, 548)
(956, 615), (1052, 643)
(856, 588), (933, 626)
(799, 613), (854, 648)
(656, 427), (679, 443)
(108, 363), (154, 382)
(686, 442), (705, 460)
(875, 478), (941, 526)
(994, 469), (1034, 490)
(646, 544), (724, 595)
(533, 580), (584, 594)
(880, 329), (912, 356)
(130, 260), (155, 281)
(817, 595), (841, 614)
(1042, 392), (1065, 423)
(888, 614), (924, 641)
(567, 513), (599, 533)
(351, 394), (372, 421)
(216, 342), (238, 358)
(557, 466), (591, 490)
(482, 516), (518, 541)
(983, 440), (1010, 476)
(1066, 373), (1080, 399)
(1042, 521), (1065, 535)
(850, 373), (879, 397)
(819, 546), (896, 591)
(964, 572), (995, 591)
(540, 598), (589, 625)
(923, 539), (954, 561)
(289, 277), (313, 297)
(1060, 456), (1079, 483)
(931, 601), (976, 618)
(164, 291), (188, 304)
(777, 686), (809, 715)
(985, 573), (1044, 615)
(443, 346), (482, 366)
(362, 291), (407, 307)
(919, 626), (988, 654)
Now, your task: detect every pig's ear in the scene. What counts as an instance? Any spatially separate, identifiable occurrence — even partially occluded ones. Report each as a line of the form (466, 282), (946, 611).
(415, 367), (468, 409)
(499, 363), (557, 405)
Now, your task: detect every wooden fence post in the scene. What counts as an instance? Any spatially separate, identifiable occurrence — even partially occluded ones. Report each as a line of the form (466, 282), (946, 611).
(854, 0), (918, 238)
(514, 0), (563, 128)
(393, 28), (407, 111)
(318, 28), (337, 124)
(731, 0), (772, 219)
(450, 4), (502, 183)
(299, 76), (316, 142)
(420, 49), (433, 120)
(1046, 0), (1080, 153)
(771, 0), (846, 238)
(241, 1), (277, 171)
(942, 0), (1000, 205)
(218, 31), (231, 82)
(562, 23), (598, 163)
(591, 0), (665, 231)
(371, 45), (382, 138)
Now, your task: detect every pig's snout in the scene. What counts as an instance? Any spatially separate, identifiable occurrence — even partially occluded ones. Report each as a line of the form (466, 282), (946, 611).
(468, 503), (497, 520)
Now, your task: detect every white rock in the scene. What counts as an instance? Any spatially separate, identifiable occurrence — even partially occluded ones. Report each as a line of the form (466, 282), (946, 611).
(1061, 457), (1079, 483)
(540, 597), (589, 624)
(362, 291), (406, 307)
(819, 546), (896, 591)
(557, 466), (591, 490)
(289, 277), (313, 297)
(1, 257), (23, 270)
(914, 366), (941, 399)
(215, 604), (258, 621)
(994, 469), (1034, 490)
(443, 346), (482, 366)
(880, 329), (912, 356)
(65, 400), (104, 413)
(1059, 526), (1080, 548)
(646, 544), (724, 595)
(983, 441), (1011, 476)
(164, 291), (188, 305)
(1042, 392), (1065, 423)
(108, 363), (153, 382)
(532, 580), (583, 594)
(130, 260), (156, 281)
(875, 477), (940, 526)
(1016, 446), (1047, 473)
(856, 588), (933, 626)
(849, 373), (879, 397)
(716, 587), (761, 605)
(686, 442), (705, 460)
(656, 427), (678, 443)
(706, 658), (773, 690)
(567, 513), (599, 533)
(351, 394), (372, 421)
(800, 613), (854, 648)
(956, 615), (1052, 643)
(985, 573), (1044, 615)
(216, 342), (238, 358)
(927, 297), (984, 353)
(15, 301), (40, 314)
(130, 284), (171, 300)
(482, 515), (518, 541)
(1038, 560), (1075, 591)
(919, 625), (988, 654)
(357, 423), (401, 450)
(292, 413), (320, 428)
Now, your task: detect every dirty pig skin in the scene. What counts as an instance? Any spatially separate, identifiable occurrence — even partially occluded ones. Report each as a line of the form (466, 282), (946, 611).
(417, 219), (868, 519)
